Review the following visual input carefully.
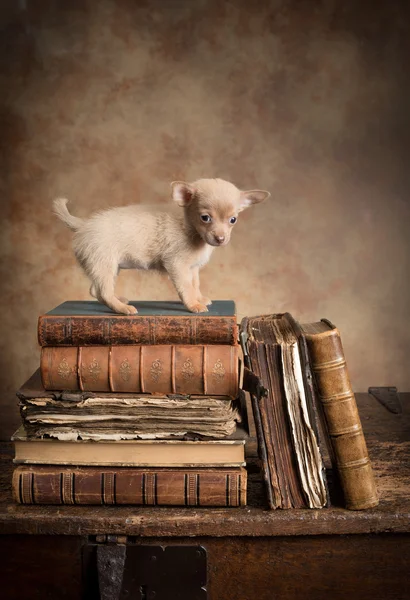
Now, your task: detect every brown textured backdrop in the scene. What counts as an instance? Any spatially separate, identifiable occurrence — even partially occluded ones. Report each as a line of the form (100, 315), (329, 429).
(1, 0), (409, 438)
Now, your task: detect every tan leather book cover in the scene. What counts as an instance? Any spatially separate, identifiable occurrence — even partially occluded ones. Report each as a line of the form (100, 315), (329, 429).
(38, 300), (238, 346)
(12, 425), (246, 467)
(40, 345), (238, 397)
(301, 319), (379, 510)
(12, 465), (247, 507)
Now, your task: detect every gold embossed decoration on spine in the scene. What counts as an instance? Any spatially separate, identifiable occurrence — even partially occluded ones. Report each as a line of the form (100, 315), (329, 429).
(88, 358), (101, 383)
(182, 357), (195, 380)
(79, 347), (110, 392)
(205, 346), (237, 397)
(175, 346), (204, 395)
(40, 346), (78, 390)
(57, 358), (71, 380)
(119, 358), (132, 381)
(111, 346), (141, 393)
(150, 359), (162, 383)
(212, 359), (226, 381)
(141, 346), (172, 394)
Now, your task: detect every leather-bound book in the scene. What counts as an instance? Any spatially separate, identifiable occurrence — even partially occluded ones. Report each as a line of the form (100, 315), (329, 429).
(300, 320), (378, 510)
(241, 314), (329, 510)
(38, 300), (238, 346)
(40, 345), (238, 397)
(12, 465), (247, 507)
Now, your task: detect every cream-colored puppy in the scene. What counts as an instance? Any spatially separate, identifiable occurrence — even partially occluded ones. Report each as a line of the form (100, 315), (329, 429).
(53, 178), (270, 315)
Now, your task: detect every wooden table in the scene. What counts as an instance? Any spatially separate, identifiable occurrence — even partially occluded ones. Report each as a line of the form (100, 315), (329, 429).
(0, 393), (409, 600)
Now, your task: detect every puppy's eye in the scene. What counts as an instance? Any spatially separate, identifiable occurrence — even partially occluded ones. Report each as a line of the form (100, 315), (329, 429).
(229, 216), (237, 225)
(201, 215), (212, 223)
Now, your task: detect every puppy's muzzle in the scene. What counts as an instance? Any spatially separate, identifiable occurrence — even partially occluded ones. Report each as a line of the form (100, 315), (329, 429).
(213, 235), (226, 245)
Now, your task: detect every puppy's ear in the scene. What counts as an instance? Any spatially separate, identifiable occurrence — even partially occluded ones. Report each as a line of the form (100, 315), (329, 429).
(171, 181), (194, 207)
(239, 189), (270, 211)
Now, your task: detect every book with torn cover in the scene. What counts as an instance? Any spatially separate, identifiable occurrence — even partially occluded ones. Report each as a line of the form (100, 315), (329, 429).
(17, 370), (242, 440)
(241, 313), (329, 509)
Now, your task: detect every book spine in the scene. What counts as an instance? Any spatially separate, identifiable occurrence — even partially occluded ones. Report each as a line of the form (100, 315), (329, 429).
(40, 345), (238, 397)
(304, 327), (378, 510)
(12, 466), (247, 507)
(38, 315), (238, 346)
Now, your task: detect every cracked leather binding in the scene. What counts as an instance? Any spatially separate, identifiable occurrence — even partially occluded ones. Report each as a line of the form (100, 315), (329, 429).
(241, 313), (329, 510)
(300, 319), (378, 510)
(38, 300), (238, 346)
(12, 465), (247, 506)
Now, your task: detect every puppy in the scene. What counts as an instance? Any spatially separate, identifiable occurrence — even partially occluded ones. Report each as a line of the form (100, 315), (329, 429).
(53, 178), (270, 315)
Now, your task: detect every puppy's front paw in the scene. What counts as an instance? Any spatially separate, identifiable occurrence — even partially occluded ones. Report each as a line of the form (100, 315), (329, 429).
(199, 296), (212, 307)
(124, 304), (138, 315)
(187, 302), (209, 313)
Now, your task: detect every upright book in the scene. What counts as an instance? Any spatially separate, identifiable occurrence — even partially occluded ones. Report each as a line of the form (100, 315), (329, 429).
(38, 300), (238, 346)
(300, 319), (378, 510)
(241, 313), (329, 510)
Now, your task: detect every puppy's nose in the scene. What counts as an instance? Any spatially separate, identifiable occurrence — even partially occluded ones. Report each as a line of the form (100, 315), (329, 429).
(214, 235), (225, 244)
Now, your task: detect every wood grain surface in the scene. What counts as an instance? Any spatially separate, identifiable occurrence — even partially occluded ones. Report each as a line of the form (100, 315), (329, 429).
(0, 394), (409, 537)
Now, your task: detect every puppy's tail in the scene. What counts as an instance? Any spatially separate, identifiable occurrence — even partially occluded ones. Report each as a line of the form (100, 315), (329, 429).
(53, 198), (84, 232)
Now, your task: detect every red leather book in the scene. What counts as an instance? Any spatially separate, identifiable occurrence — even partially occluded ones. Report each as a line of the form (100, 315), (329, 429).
(40, 344), (238, 397)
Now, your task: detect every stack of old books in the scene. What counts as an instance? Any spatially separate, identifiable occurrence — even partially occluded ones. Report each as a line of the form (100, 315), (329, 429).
(11, 300), (247, 507)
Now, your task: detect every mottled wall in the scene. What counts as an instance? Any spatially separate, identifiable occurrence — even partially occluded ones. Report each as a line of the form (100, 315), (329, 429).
(1, 0), (409, 438)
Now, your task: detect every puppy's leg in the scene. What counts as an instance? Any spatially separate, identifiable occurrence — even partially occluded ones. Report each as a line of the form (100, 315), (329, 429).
(113, 268), (130, 305)
(94, 268), (137, 315)
(90, 281), (129, 306)
(192, 267), (212, 307)
(167, 264), (208, 313)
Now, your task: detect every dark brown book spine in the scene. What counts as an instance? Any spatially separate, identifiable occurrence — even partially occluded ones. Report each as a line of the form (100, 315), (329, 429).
(303, 323), (379, 510)
(12, 466), (247, 507)
(242, 367), (276, 509)
(241, 314), (329, 510)
(38, 315), (238, 346)
(40, 345), (238, 397)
